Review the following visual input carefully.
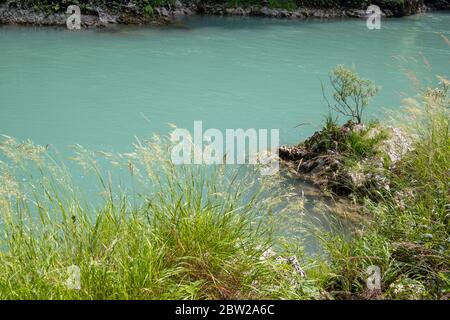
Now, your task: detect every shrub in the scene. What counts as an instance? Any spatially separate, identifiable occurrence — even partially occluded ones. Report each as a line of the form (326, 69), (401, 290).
(269, 0), (296, 9)
(143, 3), (154, 16)
(323, 65), (379, 125)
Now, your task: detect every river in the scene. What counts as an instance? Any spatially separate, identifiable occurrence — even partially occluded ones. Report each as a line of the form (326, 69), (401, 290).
(0, 12), (449, 251)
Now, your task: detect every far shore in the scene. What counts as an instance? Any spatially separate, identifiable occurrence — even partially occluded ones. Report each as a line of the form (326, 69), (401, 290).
(1, 1), (448, 29)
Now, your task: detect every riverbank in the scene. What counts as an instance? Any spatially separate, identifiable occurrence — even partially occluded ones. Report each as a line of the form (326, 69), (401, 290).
(1, 0), (449, 28)
(278, 66), (449, 299)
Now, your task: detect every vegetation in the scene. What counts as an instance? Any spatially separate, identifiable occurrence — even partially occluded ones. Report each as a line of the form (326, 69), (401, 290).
(5, 0), (449, 14)
(282, 65), (448, 299)
(5, 0), (172, 15)
(0, 65), (448, 299)
(323, 66), (379, 125)
(0, 135), (318, 299)
(316, 115), (389, 161)
(315, 74), (450, 299)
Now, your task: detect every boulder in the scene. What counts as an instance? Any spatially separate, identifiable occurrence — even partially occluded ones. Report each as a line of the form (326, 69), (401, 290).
(374, 0), (425, 17)
(279, 121), (412, 198)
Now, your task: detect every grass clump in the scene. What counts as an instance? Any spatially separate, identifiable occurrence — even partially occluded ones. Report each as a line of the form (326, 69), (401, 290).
(316, 114), (389, 161)
(0, 135), (313, 300)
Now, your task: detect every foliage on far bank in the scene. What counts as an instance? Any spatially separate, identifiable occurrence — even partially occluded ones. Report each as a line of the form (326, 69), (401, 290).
(3, 0), (450, 15)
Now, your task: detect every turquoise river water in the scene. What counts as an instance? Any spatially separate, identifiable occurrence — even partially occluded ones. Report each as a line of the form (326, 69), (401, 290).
(1, 13), (449, 151)
(0, 13), (449, 248)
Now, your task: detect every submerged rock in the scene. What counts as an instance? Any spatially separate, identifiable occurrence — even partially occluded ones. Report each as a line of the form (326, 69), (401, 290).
(260, 249), (306, 278)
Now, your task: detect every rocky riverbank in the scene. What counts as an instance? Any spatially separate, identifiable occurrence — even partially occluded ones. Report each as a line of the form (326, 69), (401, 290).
(0, 1), (173, 27)
(1, 0), (448, 28)
(279, 120), (413, 199)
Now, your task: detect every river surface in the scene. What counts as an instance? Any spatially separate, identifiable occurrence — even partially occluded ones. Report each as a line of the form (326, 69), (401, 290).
(1, 13), (449, 150)
(1, 13), (449, 249)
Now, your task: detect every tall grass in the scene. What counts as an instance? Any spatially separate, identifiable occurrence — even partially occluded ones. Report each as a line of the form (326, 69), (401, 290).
(1, 74), (447, 300)
(0, 134), (313, 299)
(315, 77), (450, 299)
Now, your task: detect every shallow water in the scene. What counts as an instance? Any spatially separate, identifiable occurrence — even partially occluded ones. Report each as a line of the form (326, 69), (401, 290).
(0, 13), (449, 251)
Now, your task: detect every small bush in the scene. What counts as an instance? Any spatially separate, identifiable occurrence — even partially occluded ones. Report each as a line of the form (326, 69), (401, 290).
(323, 65), (379, 125)
(143, 4), (154, 16)
(269, 0), (296, 9)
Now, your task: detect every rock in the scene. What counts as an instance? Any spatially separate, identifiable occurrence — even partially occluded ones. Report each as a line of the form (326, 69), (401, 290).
(155, 7), (169, 17)
(259, 7), (270, 16)
(0, 0), (438, 28)
(279, 120), (412, 198)
(383, 9), (394, 17)
(346, 9), (367, 18)
(233, 7), (246, 16)
(348, 168), (366, 188)
(279, 9), (290, 18)
(260, 248), (277, 261)
(173, 9), (185, 16)
(97, 8), (119, 24)
(288, 256), (306, 278)
(279, 145), (307, 161)
(260, 249), (306, 278)
(175, 0), (184, 9)
(313, 10), (325, 18)
(0, 3), (171, 27)
(374, 0), (425, 17)
(291, 10), (305, 19)
(382, 127), (414, 164)
(392, 242), (449, 272)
